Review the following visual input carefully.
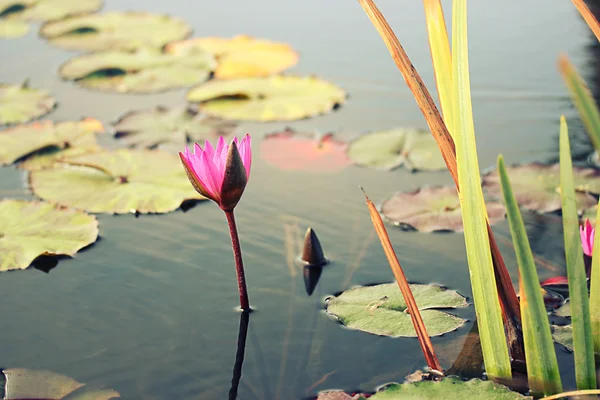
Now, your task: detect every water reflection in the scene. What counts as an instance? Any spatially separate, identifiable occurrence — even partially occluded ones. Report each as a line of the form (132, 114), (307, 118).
(229, 311), (250, 400)
(303, 266), (323, 296)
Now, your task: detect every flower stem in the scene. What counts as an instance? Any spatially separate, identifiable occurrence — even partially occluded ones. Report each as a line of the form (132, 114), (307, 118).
(224, 209), (250, 311)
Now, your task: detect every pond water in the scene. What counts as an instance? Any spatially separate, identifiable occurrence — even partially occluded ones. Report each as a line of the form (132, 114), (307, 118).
(0, 0), (597, 398)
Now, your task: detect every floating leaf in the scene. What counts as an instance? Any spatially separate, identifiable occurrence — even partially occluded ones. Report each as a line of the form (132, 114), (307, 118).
(326, 282), (468, 337)
(40, 11), (191, 52)
(347, 128), (446, 171)
(0, 19), (29, 38)
(186, 75), (346, 122)
(316, 391), (368, 400)
(0, 200), (98, 271)
(260, 129), (352, 173)
(0, 82), (56, 125)
(552, 325), (574, 352)
(113, 105), (238, 149)
(29, 149), (206, 214)
(3, 368), (119, 399)
(59, 47), (216, 93)
(555, 301), (571, 317)
(381, 186), (505, 232)
(482, 163), (600, 213)
(0, 0), (102, 22)
(165, 35), (299, 79)
(0, 118), (104, 167)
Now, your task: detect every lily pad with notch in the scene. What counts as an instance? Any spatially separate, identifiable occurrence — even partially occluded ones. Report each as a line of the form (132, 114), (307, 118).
(0, 200), (98, 272)
(0, 0), (102, 23)
(482, 162), (600, 213)
(381, 185), (505, 232)
(347, 128), (446, 171)
(59, 47), (216, 93)
(260, 129), (352, 173)
(165, 35), (299, 79)
(40, 11), (191, 52)
(326, 282), (469, 337)
(113, 105), (238, 149)
(29, 149), (206, 214)
(186, 75), (346, 122)
(0, 118), (104, 167)
(0, 81), (56, 125)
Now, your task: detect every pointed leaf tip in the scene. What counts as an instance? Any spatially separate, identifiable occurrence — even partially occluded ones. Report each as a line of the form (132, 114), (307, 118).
(301, 227), (328, 267)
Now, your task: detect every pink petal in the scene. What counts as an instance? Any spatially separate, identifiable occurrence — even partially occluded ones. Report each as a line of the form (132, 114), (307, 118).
(238, 134), (252, 180)
(199, 151), (222, 199)
(203, 140), (215, 160)
(179, 152), (215, 200)
(193, 142), (203, 155)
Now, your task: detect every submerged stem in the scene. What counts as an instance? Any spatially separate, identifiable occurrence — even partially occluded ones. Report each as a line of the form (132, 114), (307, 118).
(224, 209), (251, 311)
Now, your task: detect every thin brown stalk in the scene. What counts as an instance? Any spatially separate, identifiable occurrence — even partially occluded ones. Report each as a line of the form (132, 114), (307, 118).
(362, 188), (443, 373)
(572, 0), (600, 43)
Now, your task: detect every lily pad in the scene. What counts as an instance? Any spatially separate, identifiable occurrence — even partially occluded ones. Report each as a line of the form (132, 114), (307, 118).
(260, 129), (352, 173)
(325, 282), (468, 337)
(186, 75), (346, 122)
(0, 0), (102, 22)
(482, 162), (600, 213)
(113, 105), (238, 149)
(0, 200), (98, 271)
(347, 128), (446, 171)
(59, 47), (216, 93)
(0, 118), (104, 167)
(0, 81), (56, 125)
(0, 19), (29, 38)
(554, 300), (571, 317)
(381, 186), (506, 232)
(552, 325), (573, 352)
(3, 368), (119, 399)
(165, 35), (299, 79)
(29, 149), (206, 214)
(40, 11), (191, 52)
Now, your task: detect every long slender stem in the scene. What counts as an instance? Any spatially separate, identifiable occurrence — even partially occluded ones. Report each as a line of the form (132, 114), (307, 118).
(224, 209), (250, 311)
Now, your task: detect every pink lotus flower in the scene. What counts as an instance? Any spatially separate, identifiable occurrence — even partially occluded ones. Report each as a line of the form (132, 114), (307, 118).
(580, 219), (595, 257)
(180, 135), (252, 211)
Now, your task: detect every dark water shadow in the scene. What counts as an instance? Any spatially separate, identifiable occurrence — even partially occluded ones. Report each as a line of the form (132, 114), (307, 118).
(229, 311), (250, 400)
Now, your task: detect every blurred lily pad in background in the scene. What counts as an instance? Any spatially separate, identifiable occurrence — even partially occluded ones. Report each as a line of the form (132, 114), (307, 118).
(482, 162), (600, 213)
(29, 149), (206, 214)
(347, 128), (446, 172)
(0, 81), (56, 125)
(40, 11), (191, 51)
(0, 19), (29, 38)
(381, 186), (505, 232)
(2, 368), (119, 399)
(186, 75), (346, 121)
(166, 35), (299, 78)
(59, 47), (216, 93)
(260, 129), (352, 173)
(113, 105), (238, 149)
(0, 0), (102, 22)
(0, 118), (104, 167)
(326, 282), (468, 337)
(0, 200), (98, 271)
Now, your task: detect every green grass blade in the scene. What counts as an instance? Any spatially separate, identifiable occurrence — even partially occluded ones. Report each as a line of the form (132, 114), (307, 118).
(452, 0), (511, 380)
(590, 200), (600, 354)
(558, 54), (600, 151)
(498, 154), (562, 396)
(559, 115), (597, 390)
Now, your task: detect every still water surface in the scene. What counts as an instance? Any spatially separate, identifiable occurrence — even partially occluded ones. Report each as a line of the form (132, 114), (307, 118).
(0, 0), (595, 398)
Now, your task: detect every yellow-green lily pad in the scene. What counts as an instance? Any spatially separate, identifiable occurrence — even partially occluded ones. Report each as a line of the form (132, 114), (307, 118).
(347, 128), (446, 171)
(0, 118), (104, 167)
(186, 75), (346, 122)
(0, 200), (98, 271)
(40, 11), (191, 52)
(0, 81), (56, 125)
(59, 47), (216, 93)
(29, 149), (206, 214)
(325, 282), (468, 337)
(113, 105), (238, 149)
(0, 19), (29, 38)
(552, 325), (573, 352)
(0, 0), (102, 23)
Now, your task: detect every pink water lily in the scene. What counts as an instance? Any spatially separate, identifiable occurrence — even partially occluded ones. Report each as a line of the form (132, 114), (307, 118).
(581, 219), (595, 257)
(180, 135), (252, 211)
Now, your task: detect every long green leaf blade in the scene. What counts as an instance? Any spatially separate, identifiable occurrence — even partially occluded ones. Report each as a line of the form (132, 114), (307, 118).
(592, 200), (600, 354)
(452, 0), (511, 380)
(559, 115), (597, 390)
(498, 155), (562, 396)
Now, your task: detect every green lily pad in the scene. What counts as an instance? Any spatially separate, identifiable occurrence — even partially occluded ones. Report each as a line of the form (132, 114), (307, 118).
(552, 325), (573, 352)
(40, 11), (191, 52)
(0, 200), (98, 271)
(3, 368), (119, 399)
(482, 162), (600, 213)
(0, 118), (104, 167)
(0, 81), (56, 125)
(29, 149), (206, 214)
(367, 377), (529, 399)
(325, 282), (468, 337)
(381, 186), (506, 232)
(113, 105), (238, 149)
(347, 128), (446, 171)
(0, 19), (29, 38)
(0, 0), (102, 22)
(186, 75), (346, 122)
(554, 300), (571, 317)
(59, 47), (216, 93)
